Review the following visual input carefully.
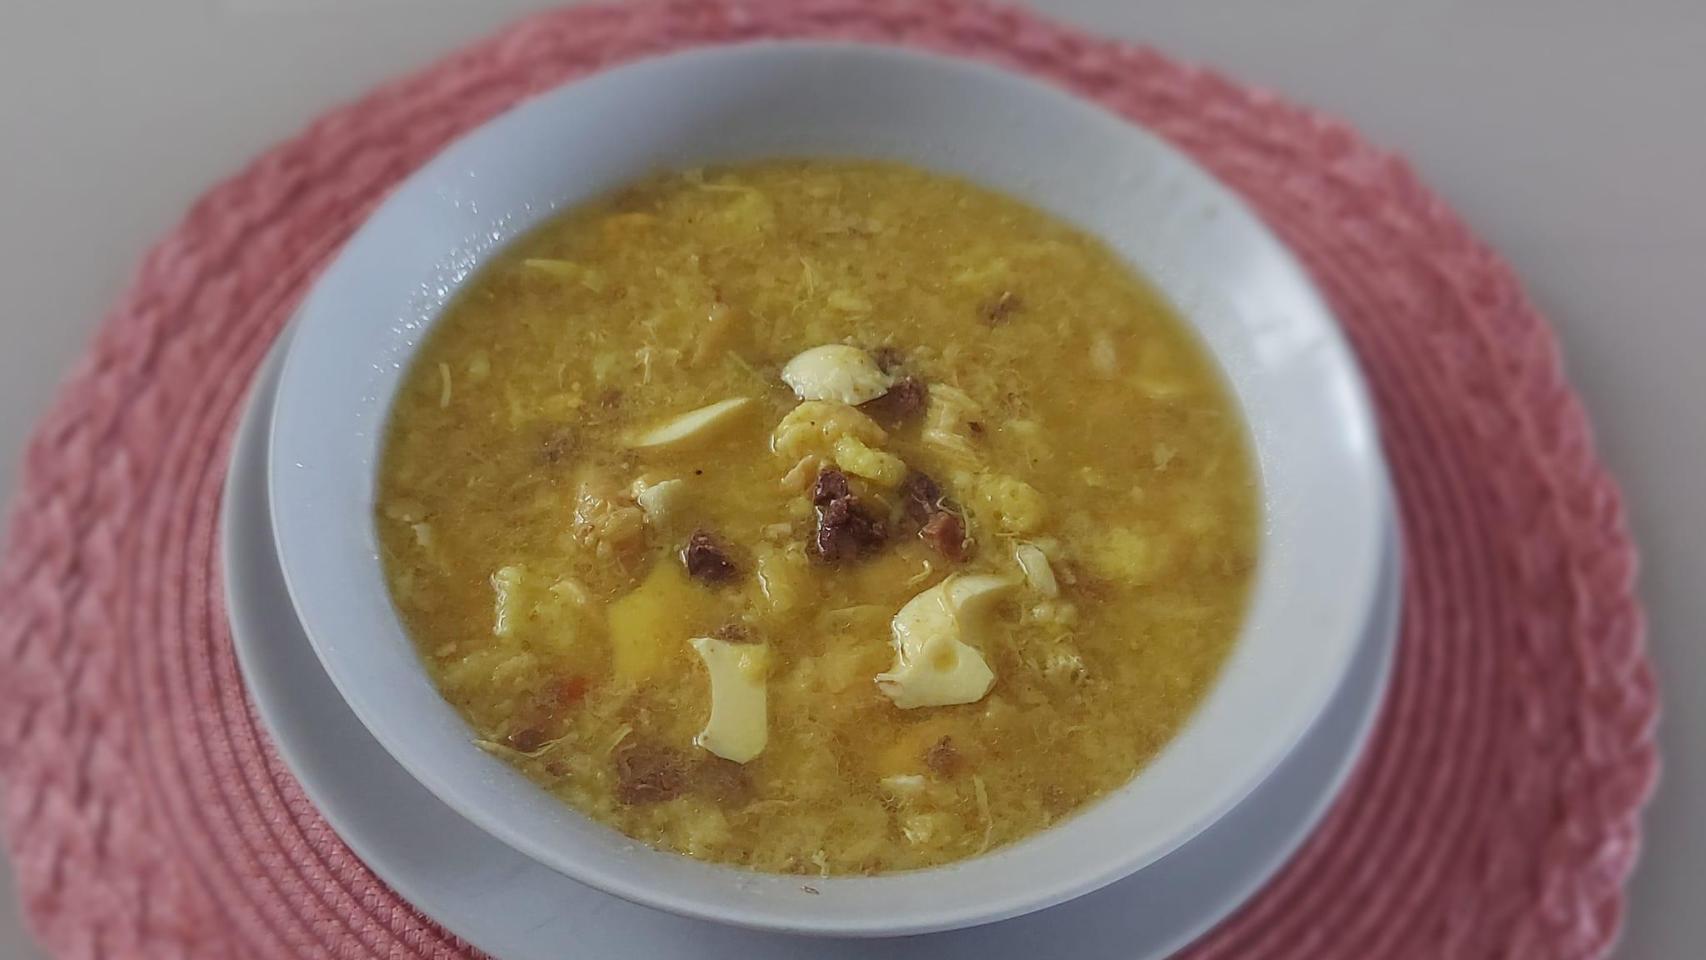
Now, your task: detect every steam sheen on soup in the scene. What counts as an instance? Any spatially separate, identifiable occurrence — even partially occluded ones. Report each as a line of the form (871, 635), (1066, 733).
(377, 160), (1258, 874)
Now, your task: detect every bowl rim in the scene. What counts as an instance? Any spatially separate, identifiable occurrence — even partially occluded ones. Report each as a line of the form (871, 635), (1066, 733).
(267, 39), (1390, 936)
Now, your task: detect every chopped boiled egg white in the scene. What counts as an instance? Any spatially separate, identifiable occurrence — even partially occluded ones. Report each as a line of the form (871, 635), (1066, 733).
(1012, 542), (1059, 597)
(689, 636), (771, 763)
(625, 397), (753, 450)
(781, 344), (893, 405)
(630, 477), (688, 532)
(876, 574), (1014, 709)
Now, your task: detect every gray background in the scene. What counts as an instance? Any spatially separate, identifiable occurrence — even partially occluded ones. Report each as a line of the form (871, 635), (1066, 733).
(1, 1), (1699, 957)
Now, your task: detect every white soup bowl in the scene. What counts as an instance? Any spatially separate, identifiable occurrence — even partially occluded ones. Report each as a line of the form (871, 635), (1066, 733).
(268, 41), (1389, 937)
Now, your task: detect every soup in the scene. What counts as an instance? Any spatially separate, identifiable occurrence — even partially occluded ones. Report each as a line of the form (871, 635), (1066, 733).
(377, 159), (1258, 874)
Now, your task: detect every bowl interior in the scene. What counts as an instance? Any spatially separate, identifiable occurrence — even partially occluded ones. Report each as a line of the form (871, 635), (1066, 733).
(268, 41), (1386, 937)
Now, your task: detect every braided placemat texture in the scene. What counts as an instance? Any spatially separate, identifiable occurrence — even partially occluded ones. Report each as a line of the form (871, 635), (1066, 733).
(0, 1), (1659, 957)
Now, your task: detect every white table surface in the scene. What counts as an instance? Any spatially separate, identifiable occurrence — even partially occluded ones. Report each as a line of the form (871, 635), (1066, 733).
(2, 1), (1700, 958)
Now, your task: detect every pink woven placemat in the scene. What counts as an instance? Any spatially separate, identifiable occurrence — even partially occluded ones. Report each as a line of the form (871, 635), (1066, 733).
(0, 1), (1658, 958)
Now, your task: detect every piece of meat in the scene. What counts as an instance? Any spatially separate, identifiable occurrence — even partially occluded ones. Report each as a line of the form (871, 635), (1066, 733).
(695, 756), (753, 806)
(614, 743), (688, 805)
(811, 492), (887, 562)
(859, 375), (927, 424)
(549, 675), (589, 709)
(899, 470), (975, 561)
(899, 471), (944, 524)
(923, 736), (961, 777)
(920, 511), (971, 562)
(813, 497), (887, 561)
(806, 466), (887, 561)
(810, 467), (852, 506)
(681, 529), (740, 583)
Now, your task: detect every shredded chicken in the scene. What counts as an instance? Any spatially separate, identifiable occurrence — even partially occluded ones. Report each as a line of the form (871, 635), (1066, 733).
(571, 474), (648, 573)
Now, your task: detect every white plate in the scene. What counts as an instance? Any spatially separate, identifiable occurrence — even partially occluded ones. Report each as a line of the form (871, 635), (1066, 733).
(228, 342), (1401, 960)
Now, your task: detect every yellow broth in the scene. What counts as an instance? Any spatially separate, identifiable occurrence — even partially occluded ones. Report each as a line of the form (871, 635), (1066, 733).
(376, 159), (1258, 874)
